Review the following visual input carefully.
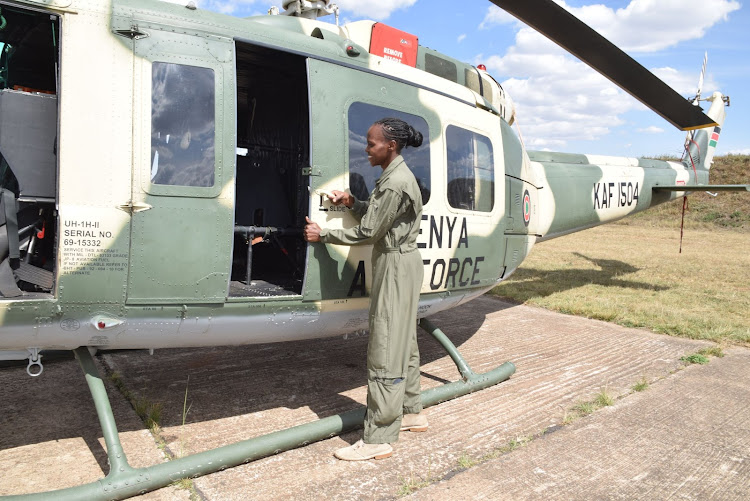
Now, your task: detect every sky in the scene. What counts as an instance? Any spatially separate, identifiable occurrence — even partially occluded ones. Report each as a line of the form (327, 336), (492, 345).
(185, 0), (749, 158)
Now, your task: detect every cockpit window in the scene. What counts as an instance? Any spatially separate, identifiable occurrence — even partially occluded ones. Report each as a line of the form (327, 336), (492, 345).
(150, 62), (215, 187)
(0, 5), (58, 94)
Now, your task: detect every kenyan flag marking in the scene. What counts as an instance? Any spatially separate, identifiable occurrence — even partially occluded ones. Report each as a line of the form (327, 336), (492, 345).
(709, 125), (721, 148)
(523, 189), (531, 226)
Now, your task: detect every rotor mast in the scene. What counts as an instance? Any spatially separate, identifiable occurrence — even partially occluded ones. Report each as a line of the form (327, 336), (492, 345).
(269, 0), (340, 24)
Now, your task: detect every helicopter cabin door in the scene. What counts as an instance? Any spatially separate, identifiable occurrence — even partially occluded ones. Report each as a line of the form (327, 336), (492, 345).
(125, 36), (234, 305)
(304, 57), (505, 303)
(303, 58), (435, 303)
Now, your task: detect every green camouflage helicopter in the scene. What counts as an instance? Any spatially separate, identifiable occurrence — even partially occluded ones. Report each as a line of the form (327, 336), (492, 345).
(0, 0), (745, 498)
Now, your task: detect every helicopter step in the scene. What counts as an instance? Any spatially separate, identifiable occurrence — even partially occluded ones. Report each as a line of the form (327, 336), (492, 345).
(15, 321), (514, 500)
(12, 262), (53, 290)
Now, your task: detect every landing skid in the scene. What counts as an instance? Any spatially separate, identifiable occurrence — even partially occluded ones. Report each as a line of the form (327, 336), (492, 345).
(16, 321), (515, 500)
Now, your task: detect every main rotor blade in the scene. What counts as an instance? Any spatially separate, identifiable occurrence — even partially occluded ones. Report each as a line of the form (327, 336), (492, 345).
(488, 0), (717, 130)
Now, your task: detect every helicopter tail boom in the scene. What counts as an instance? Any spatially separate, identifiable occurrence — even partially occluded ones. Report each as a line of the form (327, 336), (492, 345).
(528, 91), (733, 241)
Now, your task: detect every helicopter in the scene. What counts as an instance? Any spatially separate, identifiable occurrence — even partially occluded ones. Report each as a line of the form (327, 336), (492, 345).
(0, 0), (746, 498)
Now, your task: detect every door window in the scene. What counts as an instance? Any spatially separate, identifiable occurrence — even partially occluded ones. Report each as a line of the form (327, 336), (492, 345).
(150, 62), (215, 187)
(347, 102), (430, 204)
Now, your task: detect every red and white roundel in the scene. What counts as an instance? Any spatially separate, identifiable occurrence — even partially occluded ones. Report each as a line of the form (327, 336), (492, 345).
(523, 189), (531, 226)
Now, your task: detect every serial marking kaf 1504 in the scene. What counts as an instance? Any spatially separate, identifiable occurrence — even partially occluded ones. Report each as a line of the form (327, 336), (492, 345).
(594, 181), (640, 209)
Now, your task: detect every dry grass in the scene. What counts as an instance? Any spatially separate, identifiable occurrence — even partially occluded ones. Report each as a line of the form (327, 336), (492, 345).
(622, 154), (750, 232)
(631, 377), (649, 392)
(491, 197), (750, 345)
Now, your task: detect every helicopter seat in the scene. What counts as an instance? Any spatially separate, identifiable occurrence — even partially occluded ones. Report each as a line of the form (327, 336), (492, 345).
(0, 188), (18, 262)
(0, 189), (21, 296)
(0, 218), (7, 261)
(0, 190), (53, 297)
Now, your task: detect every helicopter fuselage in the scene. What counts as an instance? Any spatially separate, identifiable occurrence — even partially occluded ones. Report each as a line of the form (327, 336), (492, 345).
(0, 0), (716, 353)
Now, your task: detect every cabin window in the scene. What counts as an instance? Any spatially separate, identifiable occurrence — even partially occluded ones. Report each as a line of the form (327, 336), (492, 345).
(425, 53), (457, 83)
(347, 102), (431, 204)
(446, 125), (494, 212)
(481, 75), (494, 103)
(150, 62), (215, 187)
(465, 68), (481, 95)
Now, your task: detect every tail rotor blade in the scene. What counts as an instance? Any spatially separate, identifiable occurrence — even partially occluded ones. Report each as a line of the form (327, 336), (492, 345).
(695, 51), (708, 103)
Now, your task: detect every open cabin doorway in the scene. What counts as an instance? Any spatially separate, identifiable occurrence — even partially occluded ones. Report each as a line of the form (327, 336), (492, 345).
(230, 42), (310, 298)
(0, 3), (60, 299)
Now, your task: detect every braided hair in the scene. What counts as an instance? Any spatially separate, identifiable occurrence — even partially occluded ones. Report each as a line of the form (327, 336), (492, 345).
(374, 117), (423, 153)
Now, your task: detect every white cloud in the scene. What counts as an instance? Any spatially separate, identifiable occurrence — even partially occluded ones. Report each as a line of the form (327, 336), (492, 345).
(637, 126), (665, 134)
(176, 0), (265, 16)
(482, 27), (633, 149)
(457, 34), (467, 43)
(728, 148), (750, 155)
(481, 0), (740, 52)
(578, 0), (741, 53)
(652, 66), (719, 96)
(479, 6), (517, 29)
(477, 0), (738, 149)
(334, 0), (418, 21)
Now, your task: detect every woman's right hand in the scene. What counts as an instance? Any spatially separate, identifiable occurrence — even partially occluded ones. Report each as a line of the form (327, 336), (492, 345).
(329, 190), (354, 208)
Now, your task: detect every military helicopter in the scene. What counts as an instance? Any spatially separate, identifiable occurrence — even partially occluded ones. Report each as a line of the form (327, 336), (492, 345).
(0, 0), (746, 498)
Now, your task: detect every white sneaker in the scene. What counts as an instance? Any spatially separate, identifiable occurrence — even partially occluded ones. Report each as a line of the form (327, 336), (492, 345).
(400, 413), (428, 432)
(334, 439), (393, 461)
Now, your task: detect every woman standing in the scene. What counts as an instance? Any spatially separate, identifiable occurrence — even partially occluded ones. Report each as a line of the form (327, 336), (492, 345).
(304, 118), (427, 460)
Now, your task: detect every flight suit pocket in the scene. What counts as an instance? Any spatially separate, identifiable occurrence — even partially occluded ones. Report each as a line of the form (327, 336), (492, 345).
(361, 202), (379, 232)
(367, 316), (389, 372)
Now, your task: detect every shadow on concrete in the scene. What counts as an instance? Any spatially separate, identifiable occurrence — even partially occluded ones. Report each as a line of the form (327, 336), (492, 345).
(498, 253), (669, 300)
(0, 297), (517, 469)
(0, 351), (122, 473)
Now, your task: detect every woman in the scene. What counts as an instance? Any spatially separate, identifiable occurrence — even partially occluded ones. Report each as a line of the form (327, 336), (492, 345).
(304, 118), (427, 461)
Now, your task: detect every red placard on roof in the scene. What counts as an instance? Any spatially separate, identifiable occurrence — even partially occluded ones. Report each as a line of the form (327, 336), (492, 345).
(370, 23), (418, 67)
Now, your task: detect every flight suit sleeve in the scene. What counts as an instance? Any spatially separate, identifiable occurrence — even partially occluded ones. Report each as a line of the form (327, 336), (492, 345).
(320, 188), (402, 246)
(349, 198), (369, 221)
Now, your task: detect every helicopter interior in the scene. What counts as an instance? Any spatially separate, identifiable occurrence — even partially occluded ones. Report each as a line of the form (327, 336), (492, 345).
(230, 42), (310, 297)
(0, 3), (59, 299)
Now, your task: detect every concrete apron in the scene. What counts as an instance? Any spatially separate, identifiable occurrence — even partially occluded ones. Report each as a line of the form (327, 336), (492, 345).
(410, 345), (750, 500)
(0, 296), (733, 499)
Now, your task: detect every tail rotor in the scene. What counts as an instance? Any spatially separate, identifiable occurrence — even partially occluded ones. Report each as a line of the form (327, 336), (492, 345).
(683, 53), (729, 173)
(691, 51), (708, 104)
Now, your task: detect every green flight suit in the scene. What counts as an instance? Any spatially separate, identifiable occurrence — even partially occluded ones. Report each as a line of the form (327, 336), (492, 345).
(320, 155), (424, 444)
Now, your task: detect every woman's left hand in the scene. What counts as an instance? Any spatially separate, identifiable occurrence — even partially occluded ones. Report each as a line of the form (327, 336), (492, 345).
(304, 216), (322, 242)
